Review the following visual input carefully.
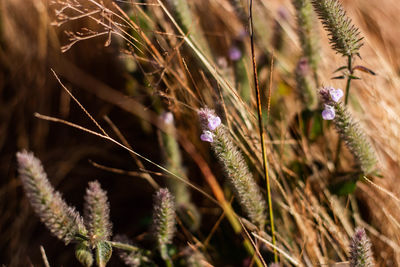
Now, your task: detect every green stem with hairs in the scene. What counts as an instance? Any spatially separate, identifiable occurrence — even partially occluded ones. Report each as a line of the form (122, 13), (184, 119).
(334, 55), (352, 168)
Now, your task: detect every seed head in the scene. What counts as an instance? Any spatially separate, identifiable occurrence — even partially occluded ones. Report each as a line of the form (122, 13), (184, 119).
(16, 150), (87, 244)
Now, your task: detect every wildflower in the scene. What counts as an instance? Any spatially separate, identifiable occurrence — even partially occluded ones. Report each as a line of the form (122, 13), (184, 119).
(322, 105), (335, 120)
(197, 108), (267, 228)
(318, 87), (378, 175)
(198, 108), (221, 142)
(329, 87), (344, 102)
(200, 130), (214, 143)
(198, 108), (221, 132)
(207, 115), (221, 131)
(229, 46), (242, 61)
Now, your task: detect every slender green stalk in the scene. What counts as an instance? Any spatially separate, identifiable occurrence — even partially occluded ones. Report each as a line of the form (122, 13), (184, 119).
(249, 0), (277, 261)
(344, 56), (353, 105)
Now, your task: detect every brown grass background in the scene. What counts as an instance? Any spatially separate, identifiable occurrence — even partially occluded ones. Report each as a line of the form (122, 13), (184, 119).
(1, 0), (400, 266)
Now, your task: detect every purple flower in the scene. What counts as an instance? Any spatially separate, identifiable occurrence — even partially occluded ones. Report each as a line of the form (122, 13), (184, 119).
(322, 105), (335, 120)
(329, 87), (344, 102)
(229, 46), (242, 61)
(207, 115), (221, 131)
(200, 130), (214, 143)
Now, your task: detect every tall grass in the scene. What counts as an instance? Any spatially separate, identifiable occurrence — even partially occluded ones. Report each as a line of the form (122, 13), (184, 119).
(3, 0), (400, 266)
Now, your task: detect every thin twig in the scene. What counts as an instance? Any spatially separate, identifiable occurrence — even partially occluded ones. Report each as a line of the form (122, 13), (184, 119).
(40, 246), (51, 267)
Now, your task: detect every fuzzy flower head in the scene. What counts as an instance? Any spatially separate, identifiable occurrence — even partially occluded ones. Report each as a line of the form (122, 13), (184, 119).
(350, 227), (374, 267)
(152, 188), (176, 259)
(16, 150), (87, 244)
(84, 180), (112, 243)
(198, 108), (221, 142)
(311, 0), (363, 57)
(319, 87), (343, 120)
(319, 86), (343, 104)
(198, 108), (221, 131)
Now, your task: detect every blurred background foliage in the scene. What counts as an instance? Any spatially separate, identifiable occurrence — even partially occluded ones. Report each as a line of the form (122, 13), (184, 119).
(2, 0), (400, 266)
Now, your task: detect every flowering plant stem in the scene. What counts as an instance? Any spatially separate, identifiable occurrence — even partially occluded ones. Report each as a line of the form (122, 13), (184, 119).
(249, 0), (277, 262)
(334, 55), (353, 168)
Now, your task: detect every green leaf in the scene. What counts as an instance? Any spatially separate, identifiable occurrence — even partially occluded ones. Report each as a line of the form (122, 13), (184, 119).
(352, 65), (376, 75)
(349, 75), (361, 80)
(329, 173), (360, 195)
(96, 241), (112, 267)
(331, 75), (345, 80)
(333, 65), (347, 73)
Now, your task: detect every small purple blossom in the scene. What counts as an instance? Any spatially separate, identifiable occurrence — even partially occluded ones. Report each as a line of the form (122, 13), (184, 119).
(200, 130), (214, 143)
(322, 105), (335, 120)
(229, 46), (242, 61)
(207, 115), (221, 131)
(329, 87), (344, 102)
(198, 108), (221, 131)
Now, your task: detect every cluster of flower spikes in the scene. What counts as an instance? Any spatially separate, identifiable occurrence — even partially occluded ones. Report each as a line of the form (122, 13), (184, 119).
(321, 86), (344, 120)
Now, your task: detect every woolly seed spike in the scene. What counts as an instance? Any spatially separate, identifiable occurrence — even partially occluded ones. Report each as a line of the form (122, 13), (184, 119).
(350, 228), (375, 267)
(311, 0), (363, 56)
(212, 124), (267, 228)
(292, 0), (320, 73)
(198, 108), (267, 228)
(16, 150), (87, 244)
(160, 112), (201, 231)
(152, 188), (176, 260)
(295, 57), (317, 109)
(334, 103), (378, 175)
(318, 88), (378, 175)
(84, 180), (112, 243)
